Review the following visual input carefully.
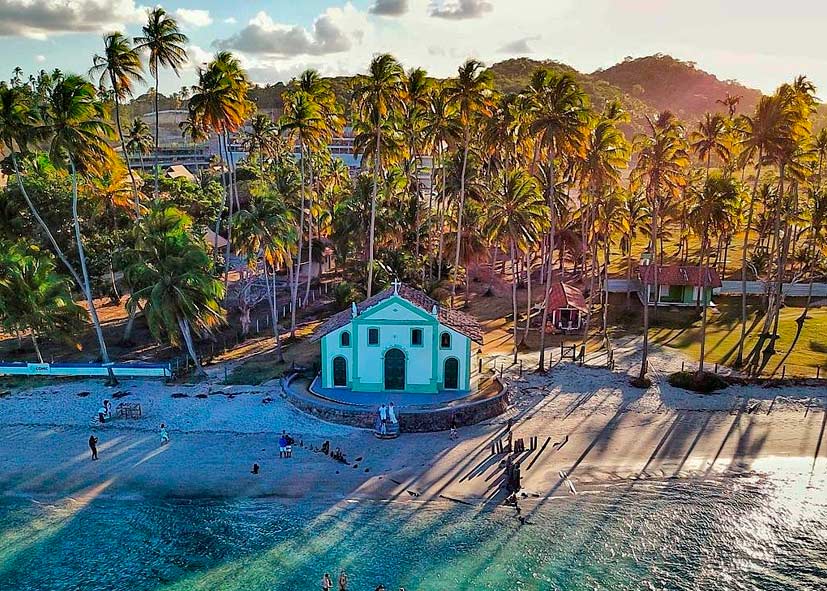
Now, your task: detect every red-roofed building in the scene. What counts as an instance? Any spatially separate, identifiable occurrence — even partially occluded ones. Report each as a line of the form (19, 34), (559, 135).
(636, 264), (722, 307)
(546, 282), (588, 332)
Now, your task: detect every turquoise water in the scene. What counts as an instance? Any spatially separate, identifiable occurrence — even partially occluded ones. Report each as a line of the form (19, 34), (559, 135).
(1, 476), (826, 590)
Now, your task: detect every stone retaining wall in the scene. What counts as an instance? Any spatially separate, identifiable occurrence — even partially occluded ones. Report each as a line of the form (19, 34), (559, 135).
(282, 374), (509, 433)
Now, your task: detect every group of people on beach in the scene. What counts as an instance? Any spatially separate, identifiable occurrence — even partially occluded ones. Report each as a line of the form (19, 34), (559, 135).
(278, 430), (295, 458)
(321, 571), (404, 591)
(88, 397), (169, 460)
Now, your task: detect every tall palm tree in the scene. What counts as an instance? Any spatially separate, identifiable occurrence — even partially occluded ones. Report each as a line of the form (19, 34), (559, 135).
(524, 70), (590, 371)
(444, 59), (494, 306)
(619, 189), (650, 308)
(90, 31), (145, 215)
(687, 175), (739, 375)
(239, 113), (279, 173)
(483, 169), (548, 362)
(124, 205), (224, 374)
(280, 90), (327, 336)
(351, 54), (406, 297)
(630, 112), (689, 381)
(41, 75), (116, 364)
(233, 186), (297, 362)
(134, 7), (188, 197)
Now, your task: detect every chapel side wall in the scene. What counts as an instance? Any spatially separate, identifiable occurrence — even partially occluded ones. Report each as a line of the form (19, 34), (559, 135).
(321, 324), (354, 389)
(436, 325), (472, 391)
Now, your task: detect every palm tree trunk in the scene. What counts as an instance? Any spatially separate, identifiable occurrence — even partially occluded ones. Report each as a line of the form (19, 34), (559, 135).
(263, 262), (284, 363)
(697, 234), (709, 375)
(153, 67), (160, 198)
(31, 333), (43, 363)
(436, 144), (446, 281)
(291, 137), (307, 337)
(70, 158), (111, 364)
(734, 151), (762, 367)
(367, 124), (381, 297)
(602, 236), (611, 336)
(451, 135), (470, 308)
(625, 233), (634, 309)
(212, 132), (226, 262)
(510, 239), (519, 364)
(177, 316), (205, 376)
(538, 157), (557, 372)
(223, 131), (236, 285)
(11, 152), (84, 289)
(522, 251), (532, 342)
(111, 81), (141, 218)
(639, 187), (658, 381)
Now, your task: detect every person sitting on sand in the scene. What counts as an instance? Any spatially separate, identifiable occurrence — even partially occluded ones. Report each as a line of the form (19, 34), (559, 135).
(388, 402), (397, 425)
(285, 432), (294, 458)
(321, 440), (330, 455)
(322, 572), (333, 591)
(160, 423), (169, 445)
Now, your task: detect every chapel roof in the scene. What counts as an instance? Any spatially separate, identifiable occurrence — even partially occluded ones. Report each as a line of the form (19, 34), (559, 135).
(312, 283), (484, 344)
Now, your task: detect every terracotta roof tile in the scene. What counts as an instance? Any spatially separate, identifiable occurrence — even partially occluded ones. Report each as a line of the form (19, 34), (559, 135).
(636, 265), (722, 288)
(312, 284), (484, 344)
(547, 282), (588, 312)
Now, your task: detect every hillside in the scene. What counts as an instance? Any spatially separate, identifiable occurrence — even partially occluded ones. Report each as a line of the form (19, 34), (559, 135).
(591, 54), (762, 121)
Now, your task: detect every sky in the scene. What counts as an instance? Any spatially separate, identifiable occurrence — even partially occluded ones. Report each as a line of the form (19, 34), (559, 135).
(1, 0), (826, 97)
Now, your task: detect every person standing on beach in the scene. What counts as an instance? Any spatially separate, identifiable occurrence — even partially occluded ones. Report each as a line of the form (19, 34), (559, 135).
(159, 423), (169, 445)
(322, 572), (333, 591)
(89, 435), (98, 460)
(279, 432), (287, 459)
(388, 402), (397, 425)
(338, 570), (348, 591)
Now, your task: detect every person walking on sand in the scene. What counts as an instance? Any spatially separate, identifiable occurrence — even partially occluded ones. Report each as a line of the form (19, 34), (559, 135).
(160, 423), (169, 445)
(338, 570), (348, 591)
(379, 404), (388, 435)
(89, 435), (99, 460)
(322, 572), (333, 591)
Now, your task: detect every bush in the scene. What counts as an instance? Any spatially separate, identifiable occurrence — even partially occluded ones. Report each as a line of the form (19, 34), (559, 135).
(332, 281), (363, 311)
(668, 370), (728, 393)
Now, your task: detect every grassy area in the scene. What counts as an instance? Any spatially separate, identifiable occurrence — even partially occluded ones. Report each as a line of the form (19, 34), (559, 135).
(222, 327), (321, 386)
(644, 298), (827, 377)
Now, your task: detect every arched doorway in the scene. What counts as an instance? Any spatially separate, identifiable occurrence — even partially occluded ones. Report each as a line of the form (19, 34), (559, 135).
(444, 357), (459, 390)
(333, 356), (347, 387)
(384, 348), (406, 390)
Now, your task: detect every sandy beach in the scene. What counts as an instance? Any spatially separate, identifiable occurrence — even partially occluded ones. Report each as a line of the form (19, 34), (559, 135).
(1, 345), (825, 507)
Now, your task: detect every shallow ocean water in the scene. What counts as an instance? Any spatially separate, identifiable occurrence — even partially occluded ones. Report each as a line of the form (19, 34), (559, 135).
(1, 474), (826, 591)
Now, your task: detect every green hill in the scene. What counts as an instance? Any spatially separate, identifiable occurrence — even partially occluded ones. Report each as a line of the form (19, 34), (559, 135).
(590, 54), (762, 121)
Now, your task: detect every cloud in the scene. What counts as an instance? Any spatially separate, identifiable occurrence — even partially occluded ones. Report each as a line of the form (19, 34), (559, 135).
(429, 0), (493, 20)
(175, 8), (212, 29)
(0, 0), (145, 39)
(35, 54), (46, 62)
(498, 35), (539, 54)
(214, 6), (363, 57)
(369, 0), (409, 17)
(223, 17), (237, 24)
(185, 44), (214, 70)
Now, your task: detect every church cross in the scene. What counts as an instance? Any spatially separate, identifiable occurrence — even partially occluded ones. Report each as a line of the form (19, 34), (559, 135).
(392, 278), (402, 294)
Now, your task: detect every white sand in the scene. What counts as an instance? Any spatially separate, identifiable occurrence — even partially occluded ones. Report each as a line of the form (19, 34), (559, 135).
(1, 347), (825, 505)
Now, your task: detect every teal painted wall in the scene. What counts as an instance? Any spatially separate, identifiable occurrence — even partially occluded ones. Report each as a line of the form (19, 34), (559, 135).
(319, 294), (475, 393)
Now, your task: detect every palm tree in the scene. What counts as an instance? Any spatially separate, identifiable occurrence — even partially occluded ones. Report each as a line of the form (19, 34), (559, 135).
(0, 241), (86, 362)
(134, 7), (189, 197)
(690, 113), (730, 180)
(233, 185), (297, 362)
(688, 174), (740, 375)
(483, 169), (549, 363)
(351, 54), (406, 297)
(619, 189), (650, 308)
(188, 51), (252, 280)
(631, 112), (689, 381)
(90, 31), (145, 215)
(280, 90), (327, 336)
(240, 113), (279, 173)
(125, 116), (154, 170)
(43, 74), (116, 364)
(124, 205), (224, 375)
(444, 59), (494, 306)
(524, 70), (590, 371)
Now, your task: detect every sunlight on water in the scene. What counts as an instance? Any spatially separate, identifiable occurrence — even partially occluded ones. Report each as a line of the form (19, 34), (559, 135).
(0, 473), (825, 591)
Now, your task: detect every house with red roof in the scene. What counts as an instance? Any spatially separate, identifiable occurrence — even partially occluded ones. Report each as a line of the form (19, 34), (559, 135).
(636, 264), (722, 307)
